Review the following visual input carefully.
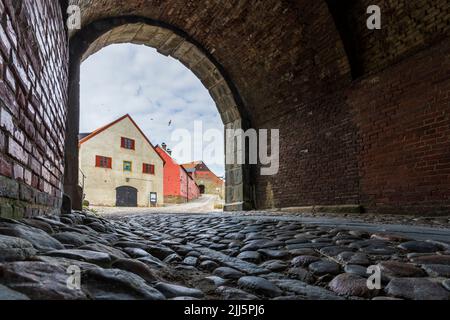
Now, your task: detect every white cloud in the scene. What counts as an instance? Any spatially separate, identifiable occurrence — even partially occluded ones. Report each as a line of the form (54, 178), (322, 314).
(80, 44), (225, 177)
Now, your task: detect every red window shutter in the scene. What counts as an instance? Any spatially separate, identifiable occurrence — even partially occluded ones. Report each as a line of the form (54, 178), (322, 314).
(142, 164), (155, 174)
(131, 140), (135, 150)
(107, 158), (112, 169)
(121, 137), (125, 148)
(95, 156), (101, 167)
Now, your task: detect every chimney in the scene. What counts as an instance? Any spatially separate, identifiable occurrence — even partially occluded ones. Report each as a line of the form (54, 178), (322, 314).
(161, 142), (167, 151)
(167, 148), (172, 156)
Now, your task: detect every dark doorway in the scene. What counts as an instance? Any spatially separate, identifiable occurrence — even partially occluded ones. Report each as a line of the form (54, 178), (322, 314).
(116, 186), (138, 207)
(199, 185), (206, 194)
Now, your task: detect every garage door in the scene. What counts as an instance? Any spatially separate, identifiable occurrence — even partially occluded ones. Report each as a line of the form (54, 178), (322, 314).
(116, 186), (138, 207)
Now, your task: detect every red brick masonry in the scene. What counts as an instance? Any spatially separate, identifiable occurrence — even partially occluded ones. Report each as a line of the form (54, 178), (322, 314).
(0, 0), (448, 216)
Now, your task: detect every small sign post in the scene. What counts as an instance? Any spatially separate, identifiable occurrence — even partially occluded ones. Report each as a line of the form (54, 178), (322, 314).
(150, 192), (158, 207)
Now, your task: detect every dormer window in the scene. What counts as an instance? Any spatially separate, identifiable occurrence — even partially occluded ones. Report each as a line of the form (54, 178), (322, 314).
(121, 137), (135, 150)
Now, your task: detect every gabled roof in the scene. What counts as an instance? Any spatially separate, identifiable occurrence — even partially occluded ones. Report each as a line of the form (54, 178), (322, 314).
(155, 145), (199, 187)
(182, 161), (223, 180)
(181, 161), (203, 170)
(78, 114), (165, 164)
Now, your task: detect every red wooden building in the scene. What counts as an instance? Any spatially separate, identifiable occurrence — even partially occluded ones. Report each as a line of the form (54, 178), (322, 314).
(156, 144), (200, 204)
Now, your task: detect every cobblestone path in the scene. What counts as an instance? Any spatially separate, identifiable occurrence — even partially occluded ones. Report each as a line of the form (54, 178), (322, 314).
(0, 211), (449, 300)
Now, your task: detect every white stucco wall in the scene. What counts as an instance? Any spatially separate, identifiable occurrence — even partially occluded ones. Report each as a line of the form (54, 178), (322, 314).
(79, 117), (164, 207)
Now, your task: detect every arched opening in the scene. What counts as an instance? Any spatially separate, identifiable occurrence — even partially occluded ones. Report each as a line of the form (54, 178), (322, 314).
(65, 17), (254, 212)
(116, 186), (138, 207)
(199, 185), (206, 195)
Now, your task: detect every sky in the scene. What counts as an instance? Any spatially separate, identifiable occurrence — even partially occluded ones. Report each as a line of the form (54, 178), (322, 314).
(80, 44), (225, 177)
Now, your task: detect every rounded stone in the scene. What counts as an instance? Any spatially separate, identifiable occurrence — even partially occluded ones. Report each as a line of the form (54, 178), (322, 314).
(260, 260), (288, 272)
(309, 261), (341, 275)
(146, 245), (175, 260)
(87, 222), (107, 233)
(238, 276), (282, 298)
(237, 251), (262, 264)
(213, 267), (244, 280)
(47, 249), (112, 267)
(83, 268), (166, 300)
(196, 276), (228, 293)
(371, 234), (410, 242)
(386, 278), (450, 300)
(22, 219), (54, 234)
(411, 255), (450, 266)
(111, 258), (158, 283)
(80, 243), (130, 260)
(0, 223), (64, 252)
(199, 260), (219, 272)
(124, 247), (151, 258)
(163, 253), (183, 264)
(320, 246), (350, 257)
(291, 255), (321, 267)
(0, 262), (87, 300)
(337, 252), (370, 266)
(155, 282), (204, 299)
(183, 256), (198, 267)
(287, 267), (315, 284)
(52, 232), (89, 247)
(378, 261), (426, 278)
(421, 264), (450, 278)
(344, 265), (369, 278)
(137, 256), (166, 269)
(0, 284), (30, 300)
(215, 286), (259, 300)
(289, 249), (318, 257)
(258, 249), (290, 260)
(0, 235), (37, 262)
(329, 273), (377, 298)
(398, 241), (443, 253)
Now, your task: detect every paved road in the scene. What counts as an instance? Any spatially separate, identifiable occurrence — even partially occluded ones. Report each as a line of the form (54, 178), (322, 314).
(227, 214), (450, 243)
(1, 209), (449, 300)
(93, 196), (450, 243)
(92, 194), (222, 217)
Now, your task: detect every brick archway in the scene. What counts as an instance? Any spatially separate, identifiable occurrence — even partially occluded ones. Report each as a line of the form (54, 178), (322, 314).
(1, 1), (449, 217)
(65, 17), (254, 211)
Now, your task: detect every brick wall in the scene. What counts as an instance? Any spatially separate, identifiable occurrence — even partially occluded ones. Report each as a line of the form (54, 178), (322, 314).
(350, 38), (450, 214)
(254, 0), (450, 213)
(46, 0), (450, 215)
(0, 0), (68, 217)
(1, 0), (448, 216)
(327, 0), (450, 77)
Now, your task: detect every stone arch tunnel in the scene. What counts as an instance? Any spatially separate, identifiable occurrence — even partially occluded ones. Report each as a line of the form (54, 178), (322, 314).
(0, 0), (449, 217)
